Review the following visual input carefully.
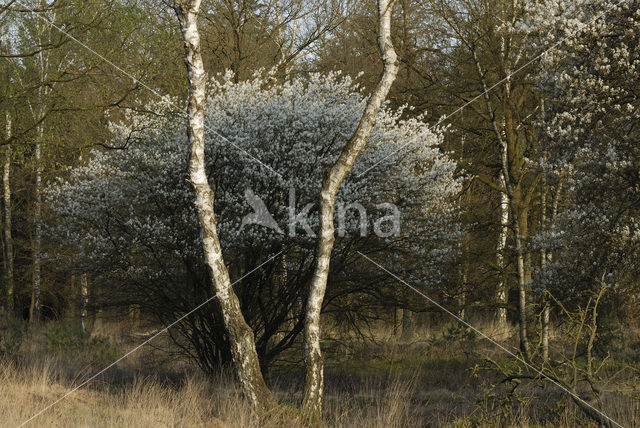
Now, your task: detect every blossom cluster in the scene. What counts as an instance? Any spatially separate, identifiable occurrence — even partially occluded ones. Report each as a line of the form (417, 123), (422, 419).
(528, 0), (640, 302)
(45, 72), (462, 293)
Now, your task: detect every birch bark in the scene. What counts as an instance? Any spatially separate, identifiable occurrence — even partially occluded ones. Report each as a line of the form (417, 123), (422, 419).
(541, 180), (561, 362)
(496, 172), (509, 327)
(173, 0), (275, 412)
(81, 272), (89, 332)
(499, 121), (530, 360)
(31, 124), (43, 322)
(540, 176), (549, 362)
(472, 48), (530, 360)
(302, 0), (399, 414)
(3, 113), (13, 314)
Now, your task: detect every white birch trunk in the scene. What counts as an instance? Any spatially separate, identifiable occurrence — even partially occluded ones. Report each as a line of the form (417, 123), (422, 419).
(540, 177), (549, 362)
(3, 113), (14, 314)
(472, 48), (530, 360)
(541, 181), (561, 362)
(496, 172), (509, 327)
(302, 0), (399, 414)
(503, 140), (530, 359)
(30, 2), (52, 323)
(459, 136), (469, 320)
(31, 124), (43, 323)
(173, 0), (275, 412)
(81, 272), (89, 332)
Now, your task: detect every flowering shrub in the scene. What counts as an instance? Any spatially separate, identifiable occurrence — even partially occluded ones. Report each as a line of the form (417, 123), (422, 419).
(529, 0), (640, 310)
(46, 72), (462, 369)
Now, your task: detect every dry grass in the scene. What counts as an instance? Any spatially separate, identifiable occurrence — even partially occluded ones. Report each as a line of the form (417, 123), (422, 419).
(6, 357), (638, 428)
(2, 318), (639, 427)
(0, 359), (423, 428)
(0, 359), (226, 428)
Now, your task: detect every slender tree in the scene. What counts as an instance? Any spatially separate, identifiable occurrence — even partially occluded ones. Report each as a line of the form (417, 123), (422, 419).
(3, 113), (13, 314)
(29, 0), (53, 323)
(496, 172), (509, 327)
(302, 0), (399, 414)
(172, 0), (276, 412)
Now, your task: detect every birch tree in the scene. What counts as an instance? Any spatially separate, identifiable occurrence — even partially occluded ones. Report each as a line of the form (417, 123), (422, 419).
(3, 113), (13, 314)
(5, 0), (106, 322)
(172, 0), (276, 412)
(25, 0), (55, 322)
(177, 0), (401, 414)
(302, 0), (399, 414)
(496, 172), (509, 327)
(426, 0), (543, 359)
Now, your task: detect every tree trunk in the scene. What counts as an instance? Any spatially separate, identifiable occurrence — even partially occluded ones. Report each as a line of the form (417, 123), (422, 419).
(302, 0), (399, 414)
(81, 272), (89, 332)
(28, 0), (53, 324)
(540, 177), (549, 362)
(499, 144), (529, 357)
(31, 124), (43, 323)
(459, 185), (470, 320)
(541, 181), (561, 363)
(472, 48), (530, 360)
(496, 172), (509, 327)
(394, 307), (403, 338)
(512, 200), (530, 359)
(401, 308), (414, 340)
(172, 0), (275, 412)
(3, 113), (14, 315)
(459, 119), (469, 321)
(457, 291), (466, 319)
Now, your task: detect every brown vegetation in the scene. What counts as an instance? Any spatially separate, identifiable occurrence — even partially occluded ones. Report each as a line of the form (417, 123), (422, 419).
(3, 318), (639, 427)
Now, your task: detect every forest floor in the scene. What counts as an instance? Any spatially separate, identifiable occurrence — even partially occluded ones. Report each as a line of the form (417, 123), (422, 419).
(1, 318), (639, 427)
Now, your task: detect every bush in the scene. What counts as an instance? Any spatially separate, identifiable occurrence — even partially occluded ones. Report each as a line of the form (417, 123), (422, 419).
(44, 322), (118, 365)
(0, 314), (29, 358)
(44, 321), (89, 350)
(46, 72), (461, 373)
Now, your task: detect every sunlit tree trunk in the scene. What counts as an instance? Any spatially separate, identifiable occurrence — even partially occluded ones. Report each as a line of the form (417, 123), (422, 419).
(541, 179), (561, 363)
(31, 124), (43, 323)
(302, 0), (399, 414)
(503, 134), (530, 360)
(459, 131), (469, 320)
(496, 172), (509, 327)
(3, 113), (13, 314)
(81, 272), (89, 332)
(540, 176), (550, 362)
(472, 48), (530, 360)
(173, 0), (275, 412)
(29, 1), (52, 324)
